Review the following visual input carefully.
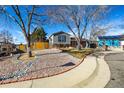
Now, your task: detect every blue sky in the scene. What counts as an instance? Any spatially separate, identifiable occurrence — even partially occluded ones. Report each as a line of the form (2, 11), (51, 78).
(0, 5), (124, 44)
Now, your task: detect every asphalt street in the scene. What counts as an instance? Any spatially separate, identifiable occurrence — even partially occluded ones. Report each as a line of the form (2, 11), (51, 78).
(105, 52), (124, 88)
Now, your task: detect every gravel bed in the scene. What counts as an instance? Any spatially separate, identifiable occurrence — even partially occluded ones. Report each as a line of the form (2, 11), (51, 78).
(0, 49), (81, 85)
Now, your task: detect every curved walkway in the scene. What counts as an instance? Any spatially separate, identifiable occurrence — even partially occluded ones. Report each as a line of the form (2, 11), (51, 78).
(73, 52), (110, 88)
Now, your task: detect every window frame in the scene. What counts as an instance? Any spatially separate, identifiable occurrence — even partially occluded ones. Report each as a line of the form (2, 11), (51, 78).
(58, 35), (66, 42)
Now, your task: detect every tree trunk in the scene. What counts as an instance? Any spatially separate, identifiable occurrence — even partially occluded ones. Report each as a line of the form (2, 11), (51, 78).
(85, 40), (90, 48)
(27, 41), (32, 57)
(77, 41), (81, 50)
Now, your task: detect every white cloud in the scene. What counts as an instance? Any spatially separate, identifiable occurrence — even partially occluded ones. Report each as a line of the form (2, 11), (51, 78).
(105, 18), (124, 36)
(13, 31), (27, 44)
(17, 31), (24, 37)
(106, 29), (124, 36)
(13, 36), (20, 44)
(68, 28), (78, 37)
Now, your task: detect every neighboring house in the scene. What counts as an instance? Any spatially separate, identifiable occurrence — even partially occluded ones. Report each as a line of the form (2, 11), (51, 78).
(0, 42), (14, 56)
(49, 31), (71, 48)
(70, 37), (87, 48)
(98, 35), (124, 50)
(0, 34), (15, 56)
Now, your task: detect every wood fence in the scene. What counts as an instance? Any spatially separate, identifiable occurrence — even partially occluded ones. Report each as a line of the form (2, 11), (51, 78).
(18, 42), (49, 52)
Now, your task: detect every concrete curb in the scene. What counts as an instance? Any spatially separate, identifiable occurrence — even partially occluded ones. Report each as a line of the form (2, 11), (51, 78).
(72, 55), (99, 88)
(73, 54), (111, 88)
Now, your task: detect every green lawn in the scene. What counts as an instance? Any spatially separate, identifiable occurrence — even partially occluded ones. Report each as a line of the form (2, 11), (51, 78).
(61, 48), (94, 59)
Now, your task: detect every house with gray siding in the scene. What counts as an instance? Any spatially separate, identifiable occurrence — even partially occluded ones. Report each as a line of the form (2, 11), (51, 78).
(49, 31), (71, 48)
(49, 31), (88, 48)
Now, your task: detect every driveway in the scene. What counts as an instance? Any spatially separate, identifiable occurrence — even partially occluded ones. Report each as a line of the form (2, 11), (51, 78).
(105, 52), (124, 88)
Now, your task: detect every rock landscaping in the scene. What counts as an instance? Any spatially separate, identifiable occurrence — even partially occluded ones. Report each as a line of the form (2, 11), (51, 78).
(0, 49), (82, 85)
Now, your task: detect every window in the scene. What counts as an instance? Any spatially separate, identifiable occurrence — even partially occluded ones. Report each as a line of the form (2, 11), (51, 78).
(58, 35), (66, 42)
(2, 48), (7, 51)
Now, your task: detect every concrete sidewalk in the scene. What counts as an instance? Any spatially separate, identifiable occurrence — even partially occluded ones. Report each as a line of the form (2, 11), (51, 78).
(73, 55), (111, 88)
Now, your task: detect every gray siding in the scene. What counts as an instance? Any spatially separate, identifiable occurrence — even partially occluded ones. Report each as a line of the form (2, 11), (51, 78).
(49, 33), (70, 45)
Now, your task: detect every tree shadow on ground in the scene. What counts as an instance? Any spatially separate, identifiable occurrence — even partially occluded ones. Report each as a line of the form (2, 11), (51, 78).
(36, 52), (62, 56)
(60, 62), (75, 67)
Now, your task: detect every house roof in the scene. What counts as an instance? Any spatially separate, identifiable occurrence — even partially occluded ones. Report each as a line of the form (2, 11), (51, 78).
(98, 35), (124, 40)
(70, 37), (87, 41)
(49, 31), (70, 38)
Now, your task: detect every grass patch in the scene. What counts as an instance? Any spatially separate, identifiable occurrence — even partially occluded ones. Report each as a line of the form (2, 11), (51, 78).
(18, 52), (35, 62)
(61, 48), (94, 59)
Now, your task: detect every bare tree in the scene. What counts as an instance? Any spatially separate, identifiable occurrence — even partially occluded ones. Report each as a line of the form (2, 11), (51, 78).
(47, 5), (109, 50)
(0, 6), (46, 57)
(0, 30), (13, 43)
(89, 24), (112, 41)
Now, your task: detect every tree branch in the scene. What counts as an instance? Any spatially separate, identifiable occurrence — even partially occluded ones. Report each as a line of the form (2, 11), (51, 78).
(27, 6), (35, 40)
(11, 5), (28, 41)
(1, 7), (22, 29)
(81, 7), (100, 39)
